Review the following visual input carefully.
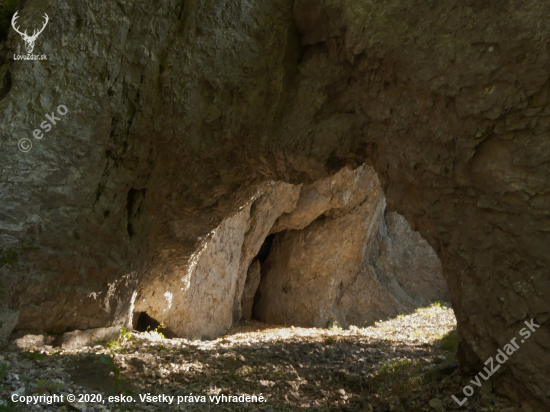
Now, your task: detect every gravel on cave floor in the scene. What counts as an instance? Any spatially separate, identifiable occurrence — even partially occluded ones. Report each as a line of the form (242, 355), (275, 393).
(0, 303), (530, 411)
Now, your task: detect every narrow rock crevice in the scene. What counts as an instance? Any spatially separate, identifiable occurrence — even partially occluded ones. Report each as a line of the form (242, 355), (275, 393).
(0, 66), (11, 102)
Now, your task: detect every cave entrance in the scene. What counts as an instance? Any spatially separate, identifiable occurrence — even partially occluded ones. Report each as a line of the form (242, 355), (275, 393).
(251, 233), (275, 317)
(256, 233), (275, 265)
(240, 207), (452, 330)
(240, 234), (275, 321)
(133, 311), (159, 332)
(133, 311), (176, 338)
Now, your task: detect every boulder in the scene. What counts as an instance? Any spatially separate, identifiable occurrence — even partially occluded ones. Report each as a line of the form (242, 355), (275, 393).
(14, 333), (55, 349)
(61, 326), (121, 350)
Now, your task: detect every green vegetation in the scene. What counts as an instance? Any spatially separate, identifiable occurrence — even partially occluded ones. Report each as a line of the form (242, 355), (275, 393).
(105, 340), (120, 349)
(21, 351), (47, 361)
(120, 327), (132, 342)
(97, 327), (135, 351)
(0, 402), (18, 412)
(142, 323), (165, 339)
(326, 316), (342, 331)
(429, 300), (447, 309)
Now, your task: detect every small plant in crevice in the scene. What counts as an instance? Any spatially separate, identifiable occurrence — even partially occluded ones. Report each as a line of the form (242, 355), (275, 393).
(98, 327), (135, 351)
(120, 327), (132, 342)
(326, 316), (342, 331)
(429, 299), (449, 309)
(96, 339), (120, 350)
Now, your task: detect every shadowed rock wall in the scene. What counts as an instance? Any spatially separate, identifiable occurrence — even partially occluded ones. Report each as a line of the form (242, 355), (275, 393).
(0, 0), (548, 408)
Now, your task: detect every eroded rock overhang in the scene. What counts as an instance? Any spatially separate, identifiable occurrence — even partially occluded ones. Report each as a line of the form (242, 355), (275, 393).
(134, 165), (449, 339)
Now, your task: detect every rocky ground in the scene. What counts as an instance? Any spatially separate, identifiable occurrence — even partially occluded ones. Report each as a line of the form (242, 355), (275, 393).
(0, 303), (531, 412)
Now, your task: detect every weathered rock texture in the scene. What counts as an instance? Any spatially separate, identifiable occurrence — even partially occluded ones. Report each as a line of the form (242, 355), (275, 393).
(364, 212), (450, 315)
(254, 197), (449, 328)
(240, 260), (261, 321)
(134, 180), (302, 339)
(60, 326), (121, 350)
(138, 164), (447, 337)
(0, 307), (18, 343)
(338, 212), (450, 327)
(1, 0), (549, 408)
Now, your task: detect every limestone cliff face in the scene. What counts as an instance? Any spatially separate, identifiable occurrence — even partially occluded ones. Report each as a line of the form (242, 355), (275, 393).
(1, 0), (549, 408)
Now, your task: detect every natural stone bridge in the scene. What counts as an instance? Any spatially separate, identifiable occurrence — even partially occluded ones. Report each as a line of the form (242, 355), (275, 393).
(0, 0), (548, 409)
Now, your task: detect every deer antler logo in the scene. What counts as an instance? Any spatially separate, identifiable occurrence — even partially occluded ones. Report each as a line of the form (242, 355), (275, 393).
(11, 11), (49, 55)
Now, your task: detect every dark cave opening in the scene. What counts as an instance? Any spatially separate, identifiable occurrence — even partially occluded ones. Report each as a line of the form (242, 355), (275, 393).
(256, 233), (275, 265)
(133, 311), (159, 332)
(133, 311), (177, 338)
(250, 233), (276, 320)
